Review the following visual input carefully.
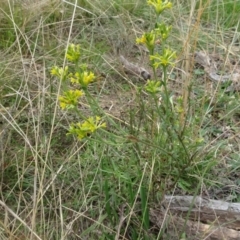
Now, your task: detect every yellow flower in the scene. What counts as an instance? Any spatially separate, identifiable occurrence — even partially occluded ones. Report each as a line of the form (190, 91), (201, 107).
(150, 48), (176, 68)
(50, 66), (59, 76)
(136, 35), (147, 44)
(81, 116), (100, 132)
(70, 72), (80, 84)
(70, 71), (95, 87)
(145, 80), (162, 93)
(68, 116), (106, 140)
(147, 0), (172, 15)
(50, 66), (69, 81)
(66, 44), (80, 63)
(155, 23), (172, 41)
(82, 71), (95, 85)
(136, 31), (155, 53)
(58, 89), (84, 109)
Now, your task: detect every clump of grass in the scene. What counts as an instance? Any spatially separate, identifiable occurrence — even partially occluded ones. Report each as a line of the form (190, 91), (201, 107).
(195, 0), (240, 29)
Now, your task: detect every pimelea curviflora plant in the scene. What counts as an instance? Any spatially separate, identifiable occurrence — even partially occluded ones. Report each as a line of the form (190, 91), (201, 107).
(136, 0), (177, 142)
(51, 44), (106, 140)
(135, 1), (214, 193)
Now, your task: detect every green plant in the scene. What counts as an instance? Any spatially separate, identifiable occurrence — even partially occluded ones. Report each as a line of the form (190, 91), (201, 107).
(134, 0), (216, 194)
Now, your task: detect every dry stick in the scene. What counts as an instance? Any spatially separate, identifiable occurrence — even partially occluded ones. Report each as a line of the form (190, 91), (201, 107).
(115, 204), (128, 240)
(119, 55), (151, 80)
(150, 195), (240, 240)
(150, 208), (240, 240)
(194, 51), (240, 86)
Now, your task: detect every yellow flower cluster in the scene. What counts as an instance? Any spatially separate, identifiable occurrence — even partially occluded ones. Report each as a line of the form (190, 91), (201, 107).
(51, 66), (69, 81)
(147, 0), (172, 15)
(68, 116), (106, 140)
(70, 71), (95, 87)
(136, 31), (156, 53)
(66, 44), (80, 63)
(50, 44), (95, 88)
(145, 80), (162, 93)
(50, 44), (96, 109)
(136, 23), (172, 54)
(150, 49), (176, 68)
(51, 44), (106, 141)
(58, 89), (84, 109)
